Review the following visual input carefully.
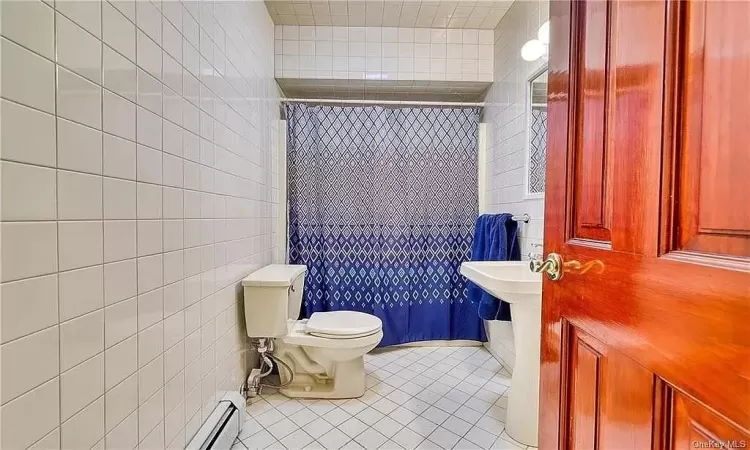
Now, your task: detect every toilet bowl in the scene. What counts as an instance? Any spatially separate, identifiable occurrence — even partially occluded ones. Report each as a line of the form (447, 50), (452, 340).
(275, 311), (383, 399)
(242, 265), (384, 399)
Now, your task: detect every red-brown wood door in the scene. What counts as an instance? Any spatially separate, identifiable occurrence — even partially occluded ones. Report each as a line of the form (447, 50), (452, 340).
(541, 1), (750, 449)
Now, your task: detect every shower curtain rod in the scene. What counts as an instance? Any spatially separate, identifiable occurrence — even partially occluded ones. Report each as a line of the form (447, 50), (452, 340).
(280, 98), (484, 107)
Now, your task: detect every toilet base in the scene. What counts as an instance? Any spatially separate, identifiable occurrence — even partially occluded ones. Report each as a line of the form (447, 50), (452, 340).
(280, 357), (367, 399)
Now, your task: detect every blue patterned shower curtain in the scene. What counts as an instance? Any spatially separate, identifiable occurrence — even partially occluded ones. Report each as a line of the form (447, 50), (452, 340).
(286, 103), (485, 346)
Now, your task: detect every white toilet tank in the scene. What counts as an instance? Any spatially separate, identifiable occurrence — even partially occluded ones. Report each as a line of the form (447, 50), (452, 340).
(241, 264), (307, 338)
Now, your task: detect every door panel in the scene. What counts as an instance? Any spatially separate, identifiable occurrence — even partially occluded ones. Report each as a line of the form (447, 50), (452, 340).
(564, 325), (656, 450)
(541, 0), (750, 449)
(573, 0), (612, 243)
(670, 390), (750, 450)
(675, 0), (750, 258)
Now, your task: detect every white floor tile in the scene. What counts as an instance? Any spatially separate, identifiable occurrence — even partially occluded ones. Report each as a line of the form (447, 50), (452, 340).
(357, 407), (385, 426)
(340, 399), (368, 415)
(489, 435), (524, 450)
(426, 427), (461, 449)
(322, 408), (353, 426)
(354, 428), (388, 450)
(243, 430), (279, 450)
(433, 397), (460, 414)
(391, 428), (425, 449)
(464, 426), (497, 449)
(256, 409), (286, 427)
(421, 406), (450, 426)
(281, 429), (314, 450)
(390, 406), (419, 425)
(316, 428), (351, 450)
(406, 417), (438, 438)
(289, 408), (318, 427)
(244, 346), (514, 450)
(305, 417), (334, 440)
(240, 418), (265, 440)
(371, 398), (399, 415)
(454, 405), (483, 424)
(441, 416), (472, 437)
(277, 400), (305, 416)
(378, 439), (406, 450)
(309, 400), (338, 415)
(339, 417), (369, 438)
(267, 418), (299, 440)
(475, 415), (504, 436)
(372, 416), (403, 438)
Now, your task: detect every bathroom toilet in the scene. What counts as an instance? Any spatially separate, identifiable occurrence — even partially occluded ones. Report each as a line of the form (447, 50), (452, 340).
(242, 264), (383, 399)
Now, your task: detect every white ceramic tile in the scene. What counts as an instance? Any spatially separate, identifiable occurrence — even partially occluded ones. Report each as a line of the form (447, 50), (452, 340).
(0, 1), (54, 58)
(1, 221), (58, 282)
(0, 274), (58, 343)
(137, 144), (163, 183)
(137, 321), (164, 368)
(102, 1), (135, 61)
(0, 99), (56, 166)
(59, 309), (104, 371)
(61, 396), (104, 450)
(103, 178), (136, 220)
(57, 118), (103, 174)
(103, 132), (137, 179)
(59, 265), (104, 321)
(0, 37), (56, 113)
(104, 295), (137, 348)
(137, 254), (163, 294)
(103, 90), (136, 141)
(0, 326), (59, 404)
(58, 220), (103, 271)
(57, 66), (102, 130)
(57, 170), (103, 220)
(56, 12), (102, 84)
(103, 45), (137, 102)
(138, 388), (164, 441)
(138, 355), (164, 404)
(137, 219), (163, 256)
(103, 220), (136, 263)
(104, 374), (137, 432)
(104, 335), (137, 390)
(56, 0), (101, 38)
(1, 161), (56, 220)
(0, 378), (59, 450)
(137, 182), (163, 219)
(60, 352), (104, 421)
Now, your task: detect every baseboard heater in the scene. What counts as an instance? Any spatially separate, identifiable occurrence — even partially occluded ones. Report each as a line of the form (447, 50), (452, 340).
(186, 392), (246, 450)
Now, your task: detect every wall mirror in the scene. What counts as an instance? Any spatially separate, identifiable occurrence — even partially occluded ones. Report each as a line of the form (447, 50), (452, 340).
(524, 67), (548, 199)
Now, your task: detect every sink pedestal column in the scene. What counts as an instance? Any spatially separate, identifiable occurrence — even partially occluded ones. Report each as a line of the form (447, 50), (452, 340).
(505, 303), (541, 447)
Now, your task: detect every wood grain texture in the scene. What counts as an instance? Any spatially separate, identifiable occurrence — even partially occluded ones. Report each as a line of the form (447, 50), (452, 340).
(572, 0), (612, 243)
(674, 0), (750, 258)
(541, 0), (750, 448)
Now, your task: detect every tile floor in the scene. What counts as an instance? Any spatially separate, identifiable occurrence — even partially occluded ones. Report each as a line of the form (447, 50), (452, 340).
(233, 346), (537, 450)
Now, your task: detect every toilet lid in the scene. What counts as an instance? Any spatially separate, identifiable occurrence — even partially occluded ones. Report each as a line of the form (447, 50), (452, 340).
(306, 311), (382, 338)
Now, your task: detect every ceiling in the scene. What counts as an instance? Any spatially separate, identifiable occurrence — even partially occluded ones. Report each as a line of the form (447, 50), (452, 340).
(264, 0), (514, 29)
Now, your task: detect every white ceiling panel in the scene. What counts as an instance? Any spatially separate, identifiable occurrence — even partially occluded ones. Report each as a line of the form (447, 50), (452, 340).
(265, 0), (514, 29)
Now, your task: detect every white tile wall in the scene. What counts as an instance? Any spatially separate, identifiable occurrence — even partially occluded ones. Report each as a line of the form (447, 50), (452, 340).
(0, 1), (279, 449)
(482, 0), (549, 373)
(275, 25), (494, 82)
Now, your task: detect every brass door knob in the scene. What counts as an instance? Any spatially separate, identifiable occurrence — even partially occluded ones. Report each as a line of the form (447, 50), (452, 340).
(530, 253), (604, 281)
(530, 253), (564, 280)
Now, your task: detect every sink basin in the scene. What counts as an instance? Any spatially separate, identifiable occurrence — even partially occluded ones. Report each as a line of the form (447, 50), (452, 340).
(460, 260), (542, 447)
(460, 261), (541, 304)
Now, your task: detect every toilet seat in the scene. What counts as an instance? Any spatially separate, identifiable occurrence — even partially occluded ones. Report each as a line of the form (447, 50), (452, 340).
(306, 311), (382, 339)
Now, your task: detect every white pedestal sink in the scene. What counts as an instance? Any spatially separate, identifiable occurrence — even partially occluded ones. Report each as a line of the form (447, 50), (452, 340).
(460, 261), (542, 447)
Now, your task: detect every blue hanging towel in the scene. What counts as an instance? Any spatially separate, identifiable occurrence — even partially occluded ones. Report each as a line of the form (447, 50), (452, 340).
(467, 213), (521, 321)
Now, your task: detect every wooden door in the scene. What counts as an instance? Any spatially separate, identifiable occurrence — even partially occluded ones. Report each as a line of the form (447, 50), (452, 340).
(541, 0), (750, 449)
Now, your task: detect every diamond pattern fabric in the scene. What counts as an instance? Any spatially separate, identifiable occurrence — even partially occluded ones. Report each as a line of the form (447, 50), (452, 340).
(286, 103), (485, 346)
